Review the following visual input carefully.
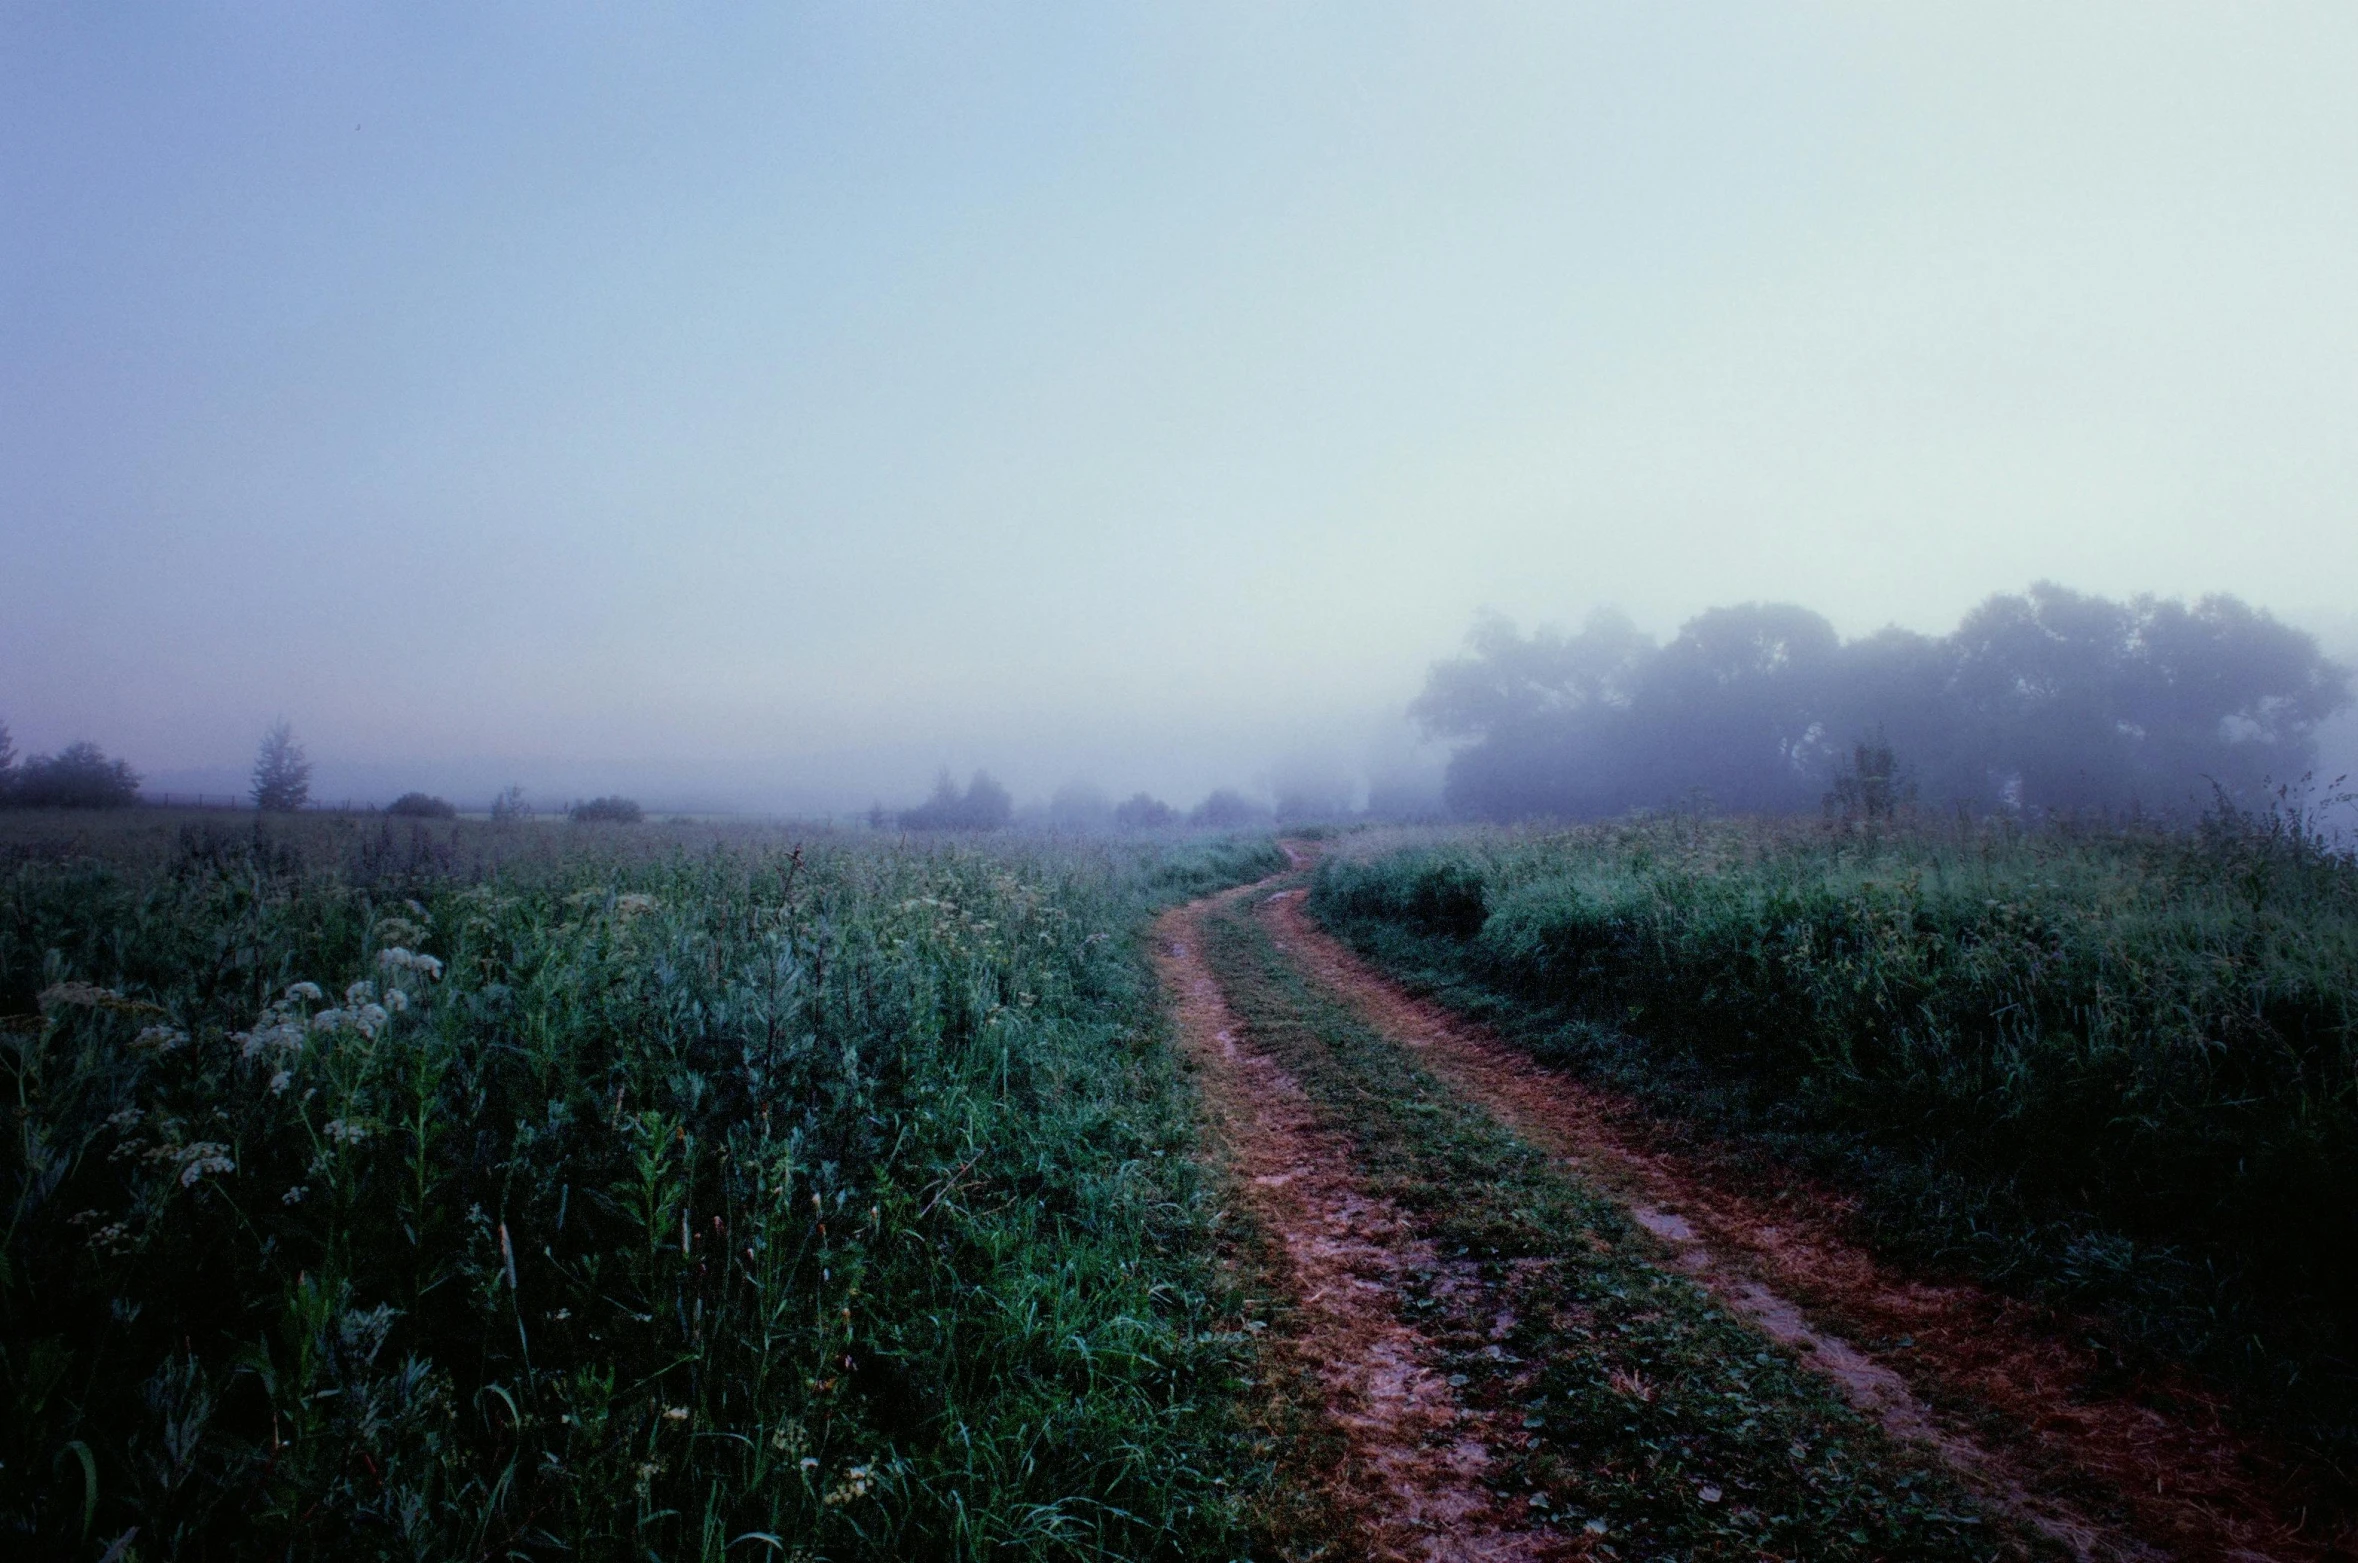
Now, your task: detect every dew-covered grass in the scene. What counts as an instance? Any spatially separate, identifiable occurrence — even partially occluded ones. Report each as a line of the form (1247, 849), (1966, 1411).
(1, 818), (1286, 1560)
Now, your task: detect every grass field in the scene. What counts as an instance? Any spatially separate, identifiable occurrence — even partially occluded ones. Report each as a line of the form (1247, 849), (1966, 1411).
(2, 811), (1285, 1560)
(1308, 811), (2358, 1459)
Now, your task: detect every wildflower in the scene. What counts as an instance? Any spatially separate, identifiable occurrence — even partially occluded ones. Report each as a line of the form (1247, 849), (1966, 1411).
(384, 988), (409, 1013)
(311, 1009), (348, 1033)
(354, 1002), (388, 1036)
(662, 1406), (690, 1422)
(376, 948), (443, 980)
(284, 982), (324, 1003)
(106, 1107), (144, 1130)
(169, 1142), (235, 1187)
(282, 1185), (308, 1205)
(86, 1220), (136, 1255)
(132, 1026), (188, 1054)
(822, 1463), (875, 1505)
(345, 979), (377, 1005)
(322, 1118), (370, 1146)
(372, 916), (426, 947)
(798, 1457), (819, 1472)
(269, 1070), (294, 1094)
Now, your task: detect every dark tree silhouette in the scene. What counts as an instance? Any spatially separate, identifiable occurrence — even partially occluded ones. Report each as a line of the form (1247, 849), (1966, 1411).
(1420, 585), (2351, 821)
(15, 742), (141, 808)
(387, 792), (458, 819)
(251, 721), (312, 812)
(898, 770), (1013, 831)
(1112, 792), (1176, 829)
(570, 796), (644, 824)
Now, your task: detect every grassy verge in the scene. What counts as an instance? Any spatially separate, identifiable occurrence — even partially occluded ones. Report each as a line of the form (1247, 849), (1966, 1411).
(1308, 816), (2358, 1460)
(3, 824), (1285, 1560)
(1198, 891), (2025, 1561)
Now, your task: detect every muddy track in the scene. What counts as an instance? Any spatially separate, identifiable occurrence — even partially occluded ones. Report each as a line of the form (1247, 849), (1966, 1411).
(1262, 877), (2350, 1563)
(1156, 884), (1574, 1562)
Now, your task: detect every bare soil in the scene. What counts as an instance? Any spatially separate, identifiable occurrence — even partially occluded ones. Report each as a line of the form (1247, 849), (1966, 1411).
(1155, 886), (1576, 1562)
(1265, 880), (2352, 1563)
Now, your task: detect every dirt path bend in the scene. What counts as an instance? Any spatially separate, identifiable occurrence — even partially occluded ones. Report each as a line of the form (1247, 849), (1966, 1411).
(1263, 883), (2346, 1563)
(1156, 886), (1574, 1563)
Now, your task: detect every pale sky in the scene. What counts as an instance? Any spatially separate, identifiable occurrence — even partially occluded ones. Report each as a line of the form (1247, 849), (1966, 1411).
(6, 5), (2355, 810)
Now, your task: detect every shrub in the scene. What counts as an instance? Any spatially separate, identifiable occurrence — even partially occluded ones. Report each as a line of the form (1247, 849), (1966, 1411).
(569, 795), (645, 824)
(1113, 792), (1177, 829)
(13, 741), (140, 808)
(385, 791), (457, 819)
(897, 770), (1012, 832)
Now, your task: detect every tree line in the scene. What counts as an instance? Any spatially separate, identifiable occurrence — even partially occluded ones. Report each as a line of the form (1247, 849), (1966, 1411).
(1415, 583), (2350, 821)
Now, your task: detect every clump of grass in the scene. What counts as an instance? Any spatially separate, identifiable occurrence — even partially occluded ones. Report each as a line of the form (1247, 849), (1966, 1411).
(1198, 895), (2017, 1560)
(1310, 813), (2358, 1456)
(1, 827), (1284, 1559)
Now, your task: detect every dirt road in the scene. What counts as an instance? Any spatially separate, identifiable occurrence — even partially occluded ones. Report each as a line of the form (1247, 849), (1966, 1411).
(1161, 854), (2346, 1562)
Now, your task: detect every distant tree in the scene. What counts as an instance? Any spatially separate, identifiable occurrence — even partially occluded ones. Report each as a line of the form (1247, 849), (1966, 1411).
(15, 741), (141, 808)
(1112, 792), (1177, 829)
(865, 802), (889, 830)
(490, 785), (533, 822)
(1824, 730), (1915, 827)
(251, 721), (312, 812)
(570, 796), (645, 824)
(898, 770), (1013, 832)
(386, 791), (458, 819)
(1420, 585), (2353, 822)
(0, 718), (15, 803)
(1048, 782), (1112, 832)
(1188, 788), (1267, 829)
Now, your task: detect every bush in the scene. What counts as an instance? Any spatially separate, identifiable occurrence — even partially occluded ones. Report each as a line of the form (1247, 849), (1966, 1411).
(568, 795), (644, 824)
(1113, 792), (1177, 829)
(12, 741), (141, 808)
(897, 770), (1013, 832)
(385, 792), (458, 819)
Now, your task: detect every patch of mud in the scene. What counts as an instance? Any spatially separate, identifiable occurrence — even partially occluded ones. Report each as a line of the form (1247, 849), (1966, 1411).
(1265, 883), (2348, 1563)
(1156, 891), (1576, 1562)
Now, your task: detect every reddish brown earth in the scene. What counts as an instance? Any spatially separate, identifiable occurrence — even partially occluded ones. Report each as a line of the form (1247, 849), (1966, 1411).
(1263, 878), (2354, 1563)
(1155, 885), (1577, 1562)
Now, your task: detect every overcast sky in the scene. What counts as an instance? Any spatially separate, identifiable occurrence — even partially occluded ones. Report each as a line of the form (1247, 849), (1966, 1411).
(6, 4), (2355, 809)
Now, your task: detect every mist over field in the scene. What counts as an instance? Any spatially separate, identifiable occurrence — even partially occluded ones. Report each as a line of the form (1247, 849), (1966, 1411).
(6, 6), (2358, 819)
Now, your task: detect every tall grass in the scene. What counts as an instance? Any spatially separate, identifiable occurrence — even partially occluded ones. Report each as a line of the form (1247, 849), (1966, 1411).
(2, 823), (1284, 1559)
(1310, 813), (2358, 1453)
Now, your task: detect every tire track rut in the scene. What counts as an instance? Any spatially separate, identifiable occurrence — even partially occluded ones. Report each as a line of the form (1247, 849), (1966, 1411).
(1156, 885), (1573, 1562)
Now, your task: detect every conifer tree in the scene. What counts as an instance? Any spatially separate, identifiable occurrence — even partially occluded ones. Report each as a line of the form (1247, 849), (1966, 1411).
(251, 720), (312, 812)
